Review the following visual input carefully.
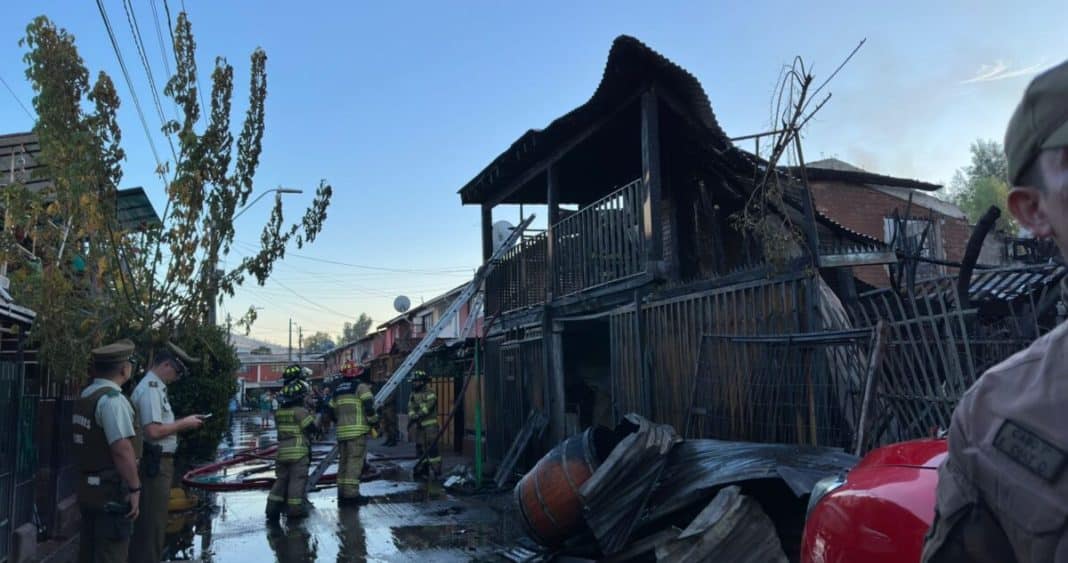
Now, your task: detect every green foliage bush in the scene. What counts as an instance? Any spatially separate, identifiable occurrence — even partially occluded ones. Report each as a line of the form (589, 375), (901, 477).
(165, 325), (240, 466)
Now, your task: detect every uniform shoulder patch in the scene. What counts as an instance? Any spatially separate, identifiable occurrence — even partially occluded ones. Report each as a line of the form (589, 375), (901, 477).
(104, 389), (121, 398)
(149, 380), (158, 388)
(993, 419), (1068, 482)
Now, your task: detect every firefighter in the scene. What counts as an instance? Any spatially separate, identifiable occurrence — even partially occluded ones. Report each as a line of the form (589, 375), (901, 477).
(407, 370), (441, 477)
(73, 340), (142, 563)
(266, 376), (317, 521)
(327, 360), (377, 504)
(922, 60), (1068, 562)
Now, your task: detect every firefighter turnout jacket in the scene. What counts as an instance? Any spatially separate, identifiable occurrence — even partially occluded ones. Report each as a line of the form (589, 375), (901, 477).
(329, 379), (377, 441)
(275, 405), (316, 462)
(408, 387), (438, 428)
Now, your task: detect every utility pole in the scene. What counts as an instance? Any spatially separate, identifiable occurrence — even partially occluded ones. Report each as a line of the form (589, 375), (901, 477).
(298, 326), (304, 363)
(288, 318), (293, 361)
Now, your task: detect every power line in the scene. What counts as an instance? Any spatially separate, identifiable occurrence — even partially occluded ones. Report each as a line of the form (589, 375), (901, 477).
(0, 74), (33, 120)
(95, 0), (163, 168)
(147, 0), (173, 83)
(260, 279), (358, 321)
(122, 0), (179, 164)
(232, 239), (474, 274)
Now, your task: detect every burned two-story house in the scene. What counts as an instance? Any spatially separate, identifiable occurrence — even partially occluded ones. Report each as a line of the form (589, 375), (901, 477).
(458, 36), (900, 466)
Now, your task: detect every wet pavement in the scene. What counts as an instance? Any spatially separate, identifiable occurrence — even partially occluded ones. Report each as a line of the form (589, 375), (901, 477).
(164, 413), (523, 562)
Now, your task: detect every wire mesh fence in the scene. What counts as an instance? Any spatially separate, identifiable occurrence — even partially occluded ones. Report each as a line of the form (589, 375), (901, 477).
(685, 330), (872, 449)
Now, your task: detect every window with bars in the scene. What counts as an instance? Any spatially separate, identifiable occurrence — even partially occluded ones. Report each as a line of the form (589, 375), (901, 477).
(884, 217), (943, 280)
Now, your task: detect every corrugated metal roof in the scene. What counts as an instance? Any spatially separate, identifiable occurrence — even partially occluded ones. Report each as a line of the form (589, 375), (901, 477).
(458, 35), (750, 205)
(645, 439), (858, 522)
(1, 132), (162, 230)
(918, 263), (1066, 303)
(116, 187), (162, 230)
(801, 157), (943, 192)
(0, 131), (50, 194)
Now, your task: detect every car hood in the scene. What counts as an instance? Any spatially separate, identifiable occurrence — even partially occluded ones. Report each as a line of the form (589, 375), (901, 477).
(853, 438), (947, 470)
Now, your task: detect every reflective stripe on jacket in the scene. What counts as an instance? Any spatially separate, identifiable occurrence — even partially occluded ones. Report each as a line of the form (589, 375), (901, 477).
(330, 384), (375, 440)
(408, 389), (438, 428)
(275, 406), (314, 462)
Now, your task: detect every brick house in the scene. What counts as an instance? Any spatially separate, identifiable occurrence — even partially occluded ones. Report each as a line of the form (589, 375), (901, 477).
(805, 158), (971, 288)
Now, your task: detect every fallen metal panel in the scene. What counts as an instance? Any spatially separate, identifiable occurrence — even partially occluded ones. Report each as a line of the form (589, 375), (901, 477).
(653, 486), (788, 563)
(494, 410), (548, 489)
(645, 439), (858, 522)
(577, 414), (682, 555)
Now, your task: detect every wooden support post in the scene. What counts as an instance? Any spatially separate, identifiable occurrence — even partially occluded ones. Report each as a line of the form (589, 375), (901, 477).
(855, 321), (889, 456)
(835, 266), (859, 306)
(547, 165), (560, 301)
(481, 204), (494, 262)
(548, 318), (566, 443)
(641, 89), (664, 277)
(791, 135), (821, 268)
(634, 288), (653, 418)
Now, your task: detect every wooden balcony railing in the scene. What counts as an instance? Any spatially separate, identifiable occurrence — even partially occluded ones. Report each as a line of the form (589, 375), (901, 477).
(486, 232), (548, 314)
(486, 178), (646, 314)
(553, 178), (645, 297)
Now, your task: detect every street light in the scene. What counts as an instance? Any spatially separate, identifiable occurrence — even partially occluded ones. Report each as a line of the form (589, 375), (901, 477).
(233, 187), (303, 220)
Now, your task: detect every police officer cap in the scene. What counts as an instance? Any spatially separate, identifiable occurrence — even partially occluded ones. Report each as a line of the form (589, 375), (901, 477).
(1006, 59), (1068, 185)
(91, 339), (136, 364)
(166, 341), (201, 364)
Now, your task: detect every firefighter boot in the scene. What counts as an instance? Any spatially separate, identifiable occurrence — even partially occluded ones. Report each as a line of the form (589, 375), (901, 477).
(265, 500), (284, 522)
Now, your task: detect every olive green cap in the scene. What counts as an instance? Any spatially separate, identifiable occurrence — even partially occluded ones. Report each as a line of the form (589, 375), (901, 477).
(91, 339), (136, 364)
(1005, 59), (1068, 185)
(166, 341), (200, 364)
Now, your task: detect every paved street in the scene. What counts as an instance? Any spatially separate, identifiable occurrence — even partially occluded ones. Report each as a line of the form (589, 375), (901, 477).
(161, 414), (522, 562)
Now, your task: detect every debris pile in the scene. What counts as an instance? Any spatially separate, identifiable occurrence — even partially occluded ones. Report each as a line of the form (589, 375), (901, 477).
(506, 414), (857, 562)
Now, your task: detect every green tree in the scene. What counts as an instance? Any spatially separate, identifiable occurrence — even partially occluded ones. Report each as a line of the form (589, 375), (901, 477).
(9, 14), (332, 376)
(303, 331), (335, 354)
(949, 139), (1017, 233)
(339, 313), (373, 344)
(10, 14), (334, 462)
(167, 324), (240, 464)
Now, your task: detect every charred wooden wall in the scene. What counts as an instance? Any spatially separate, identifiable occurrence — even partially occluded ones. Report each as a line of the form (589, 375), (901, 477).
(609, 271), (814, 434)
(483, 329), (547, 466)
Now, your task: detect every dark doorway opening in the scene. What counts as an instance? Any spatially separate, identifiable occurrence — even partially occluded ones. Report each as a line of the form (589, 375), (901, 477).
(560, 318), (612, 434)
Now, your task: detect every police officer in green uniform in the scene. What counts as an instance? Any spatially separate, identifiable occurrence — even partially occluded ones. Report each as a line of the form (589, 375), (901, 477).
(327, 360), (377, 504)
(73, 340), (143, 563)
(129, 343), (204, 563)
(267, 370), (318, 521)
(407, 370), (441, 477)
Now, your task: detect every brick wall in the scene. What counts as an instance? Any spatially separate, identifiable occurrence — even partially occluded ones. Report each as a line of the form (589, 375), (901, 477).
(809, 181), (972, 287)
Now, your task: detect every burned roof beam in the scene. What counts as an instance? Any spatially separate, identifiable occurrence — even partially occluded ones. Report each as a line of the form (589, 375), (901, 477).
(477, 89), (645, 208)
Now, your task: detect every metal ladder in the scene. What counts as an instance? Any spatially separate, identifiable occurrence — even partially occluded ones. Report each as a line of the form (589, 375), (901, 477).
(373, 214), (535, 409)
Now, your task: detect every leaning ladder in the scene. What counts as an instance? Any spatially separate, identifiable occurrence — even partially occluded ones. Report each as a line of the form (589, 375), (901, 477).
(308, 215), (535, 492)
(372, 214), (535, 409)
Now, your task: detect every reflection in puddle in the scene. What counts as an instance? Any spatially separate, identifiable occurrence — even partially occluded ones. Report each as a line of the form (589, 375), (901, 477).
(163, 413), (523, 562)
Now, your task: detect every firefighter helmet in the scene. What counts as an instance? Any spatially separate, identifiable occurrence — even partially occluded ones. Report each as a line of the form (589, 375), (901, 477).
(282, 364), (303, 382)
(341, 359), (360, 377)
(280, 378), (310, 404)
(411, 369), (429, 382)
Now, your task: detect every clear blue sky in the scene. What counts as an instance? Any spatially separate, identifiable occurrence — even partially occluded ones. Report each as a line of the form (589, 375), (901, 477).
(2, 1), (1065, 346)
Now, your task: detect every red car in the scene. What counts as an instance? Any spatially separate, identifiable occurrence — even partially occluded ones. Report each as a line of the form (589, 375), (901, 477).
(801, 439), (947, 563)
